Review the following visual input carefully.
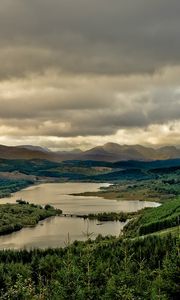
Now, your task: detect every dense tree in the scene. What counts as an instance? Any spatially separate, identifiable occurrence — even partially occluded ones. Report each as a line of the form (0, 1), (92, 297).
(0, 234), (179, 299)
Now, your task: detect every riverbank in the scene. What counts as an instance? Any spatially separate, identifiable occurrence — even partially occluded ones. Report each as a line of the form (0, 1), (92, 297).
(0, 201), (62, 236)
(71, 177), (179, 203)
(0, 178), (34, 199)
(0, 177), (61, 200)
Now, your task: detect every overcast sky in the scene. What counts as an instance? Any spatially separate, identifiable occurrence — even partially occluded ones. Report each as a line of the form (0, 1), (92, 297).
(0, 0), (180, 150)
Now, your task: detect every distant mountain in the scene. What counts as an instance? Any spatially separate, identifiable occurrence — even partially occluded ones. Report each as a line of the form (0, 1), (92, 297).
(0, 145), (55, 161)
(156, 146), (180, 159)
(0, 145), (73, 161)
(56, 148), (83, 154)
(17, 145), (51, 153)
(76, 143), (180, 162)
(0, 143), (180, 162)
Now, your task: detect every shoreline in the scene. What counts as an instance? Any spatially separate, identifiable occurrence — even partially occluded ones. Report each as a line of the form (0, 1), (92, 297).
(70, 190), (163, 203)
(0, 202), (62, 237)
(0, 180), (111, 200)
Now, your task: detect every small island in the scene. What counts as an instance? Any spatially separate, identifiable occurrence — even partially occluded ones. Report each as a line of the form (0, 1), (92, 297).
(0, 200), (62, 236)
(86, 211), (143, 222)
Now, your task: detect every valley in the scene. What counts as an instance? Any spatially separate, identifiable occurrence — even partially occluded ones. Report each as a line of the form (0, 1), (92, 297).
(0, 182), (158, 249)
(0, 155), (179, 299)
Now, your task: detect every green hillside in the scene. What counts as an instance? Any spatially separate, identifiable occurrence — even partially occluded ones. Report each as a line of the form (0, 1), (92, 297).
(124, 197), (180, 237)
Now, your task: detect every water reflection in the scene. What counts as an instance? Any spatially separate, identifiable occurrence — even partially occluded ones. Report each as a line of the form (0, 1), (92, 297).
(0, 182), (159, 249)
(0, 216), (127, 250)
(0, 182), (159, 214)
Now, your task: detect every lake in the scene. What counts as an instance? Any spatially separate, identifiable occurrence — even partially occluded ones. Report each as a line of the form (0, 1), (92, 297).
(0, 182), (159, 249)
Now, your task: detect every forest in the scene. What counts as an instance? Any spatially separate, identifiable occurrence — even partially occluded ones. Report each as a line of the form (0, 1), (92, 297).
(0, 202), (62, 236)
(87, 211), (140, 222)
(0, 178), (33, 198)
(0, 234), (179, 299)
(0, 158), (180, 183)
(124, 197), (180, 237)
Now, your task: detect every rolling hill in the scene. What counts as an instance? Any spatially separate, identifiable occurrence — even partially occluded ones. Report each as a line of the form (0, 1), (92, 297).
(78, 143), (180, 161)
(0, 143), (180, 162)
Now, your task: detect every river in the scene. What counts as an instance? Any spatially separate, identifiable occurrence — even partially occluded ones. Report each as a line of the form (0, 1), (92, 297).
(0, 182), (159, 249)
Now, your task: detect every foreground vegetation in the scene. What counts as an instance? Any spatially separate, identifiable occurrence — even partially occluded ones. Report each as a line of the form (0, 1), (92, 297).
(0, 234), (179, 299)
(0, 202), (62, 236)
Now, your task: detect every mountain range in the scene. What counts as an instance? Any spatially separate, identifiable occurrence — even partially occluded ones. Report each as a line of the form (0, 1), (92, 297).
(0, 143), (180, 162)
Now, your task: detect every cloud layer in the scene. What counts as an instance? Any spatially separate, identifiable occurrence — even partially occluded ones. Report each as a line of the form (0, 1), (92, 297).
(0, 0), (180, 149)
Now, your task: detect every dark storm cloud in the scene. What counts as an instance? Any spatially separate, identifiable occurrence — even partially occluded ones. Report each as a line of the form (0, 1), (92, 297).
(0, 0), (180, 77)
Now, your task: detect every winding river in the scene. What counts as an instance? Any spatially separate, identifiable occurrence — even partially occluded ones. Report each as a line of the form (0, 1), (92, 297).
(0, 183), (159, 249)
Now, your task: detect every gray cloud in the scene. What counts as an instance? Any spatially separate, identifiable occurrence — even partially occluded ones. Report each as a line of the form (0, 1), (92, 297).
(0, 1), (180, 148)
(0, 0), (180, 78)
(0, 89), (179, 138)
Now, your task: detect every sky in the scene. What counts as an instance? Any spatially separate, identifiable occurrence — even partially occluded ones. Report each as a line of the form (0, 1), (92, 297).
(0, 0), (180, 150)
